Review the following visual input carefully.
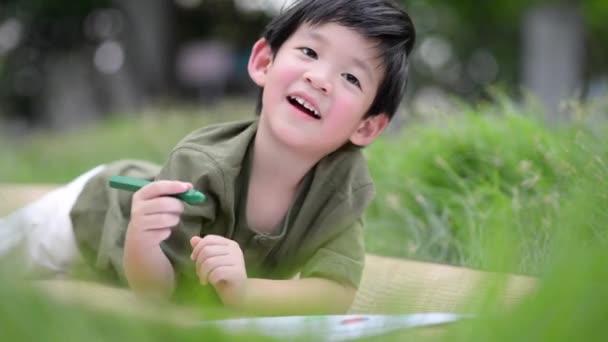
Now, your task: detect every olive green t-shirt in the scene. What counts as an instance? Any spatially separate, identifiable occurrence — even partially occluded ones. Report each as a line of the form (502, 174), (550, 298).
(70, 119), (374, 295)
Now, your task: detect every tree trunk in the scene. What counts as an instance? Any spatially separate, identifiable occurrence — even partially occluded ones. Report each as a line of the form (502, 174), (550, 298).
(522, 4), (585, 123)
(38, 52), (101, 131)
(116, 0), (173, 97)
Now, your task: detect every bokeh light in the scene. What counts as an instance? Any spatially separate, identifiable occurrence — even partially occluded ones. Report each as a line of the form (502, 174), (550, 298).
(0, 18), (23, 55)
(94, 40), (124, 74)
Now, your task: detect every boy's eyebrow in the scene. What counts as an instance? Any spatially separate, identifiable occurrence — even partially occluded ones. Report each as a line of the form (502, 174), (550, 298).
(350, 56), (375, 82)
(307, 31), (375, 82)
(307, 31), (328, 45)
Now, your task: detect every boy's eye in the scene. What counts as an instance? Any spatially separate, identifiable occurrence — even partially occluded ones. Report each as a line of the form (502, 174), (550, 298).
(342, 73), (361, 88)
(299, 47), (318, 59)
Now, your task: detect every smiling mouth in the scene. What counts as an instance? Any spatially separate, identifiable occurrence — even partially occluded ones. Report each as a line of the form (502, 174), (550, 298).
(287, 96), (321, 119)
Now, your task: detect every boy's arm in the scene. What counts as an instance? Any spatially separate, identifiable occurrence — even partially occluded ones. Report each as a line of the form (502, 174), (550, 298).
(124, 180), (194, 298)
(238, 220), (365, 315)
(238, 277), (356, 315)
(234, 222), (364, 315)
(124, 234), (176, 298)
(191, 224), (364, 315)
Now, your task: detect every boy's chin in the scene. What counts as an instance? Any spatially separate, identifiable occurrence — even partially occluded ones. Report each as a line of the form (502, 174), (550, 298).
(271, 128), (333, 155)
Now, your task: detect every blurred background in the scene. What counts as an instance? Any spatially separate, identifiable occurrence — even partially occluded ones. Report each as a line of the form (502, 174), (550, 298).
(2, 1), (608, 340)
(0, 0), (607, 135)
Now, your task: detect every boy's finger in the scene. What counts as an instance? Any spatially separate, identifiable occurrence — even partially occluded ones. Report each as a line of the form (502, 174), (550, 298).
(198, 234), (233, 248)
(138, 213), (181, 230)
(134, 180), (192, 201)
(207, 266), (231, 286)
(190, 236), (202, 261)
(190, 236), (202, 248)
(198, 256), (232, 285)
(191, 244), (229, 262)
(190, 237), (205, 260)
(137, 197), (184, 215)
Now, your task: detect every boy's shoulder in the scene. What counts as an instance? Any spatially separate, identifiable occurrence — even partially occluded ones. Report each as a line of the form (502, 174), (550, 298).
(177, 119), (257, 149)
(314, 145), (375, 198)
(170, 119), (258, 167)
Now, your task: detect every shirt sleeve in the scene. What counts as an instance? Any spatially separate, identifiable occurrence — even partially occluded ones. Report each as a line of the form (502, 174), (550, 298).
(70, 159), (162, 284)
(299, 218), (366, 289)
(155, 146), (223, 271)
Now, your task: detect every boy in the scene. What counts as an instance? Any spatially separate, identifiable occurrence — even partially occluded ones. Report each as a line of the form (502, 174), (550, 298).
(0, 0), (415, 315)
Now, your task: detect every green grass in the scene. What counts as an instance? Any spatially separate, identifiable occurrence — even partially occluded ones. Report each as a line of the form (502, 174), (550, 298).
(1, 96), (608, 340)
(366, 111), (567, 273)
(0, 100), (253, 182)
(447, 152), (608, 341)
(0, 267), (268, 341)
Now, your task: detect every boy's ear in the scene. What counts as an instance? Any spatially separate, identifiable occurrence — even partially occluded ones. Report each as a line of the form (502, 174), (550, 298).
(349, 114), (389, 146)
(248, 38), (273, 87)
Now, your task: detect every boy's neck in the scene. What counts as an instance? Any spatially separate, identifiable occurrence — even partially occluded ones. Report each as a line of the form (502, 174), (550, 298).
(249, 122), (321, 191)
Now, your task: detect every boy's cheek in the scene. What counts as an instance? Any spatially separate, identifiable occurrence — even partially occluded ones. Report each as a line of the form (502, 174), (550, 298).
(275, 67), (302, 86)
(331, 95), (363, 118)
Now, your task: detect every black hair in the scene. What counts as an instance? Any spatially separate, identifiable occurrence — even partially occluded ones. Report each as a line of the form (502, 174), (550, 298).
(255, 0), (415, 119)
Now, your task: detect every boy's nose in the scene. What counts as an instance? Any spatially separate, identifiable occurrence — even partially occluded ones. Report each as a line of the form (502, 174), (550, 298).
(304, 71), (332, 94)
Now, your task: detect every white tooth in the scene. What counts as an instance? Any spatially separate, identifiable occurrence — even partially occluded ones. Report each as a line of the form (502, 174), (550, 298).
(304, 102), (314, 112)
(291, 96), (320, 117)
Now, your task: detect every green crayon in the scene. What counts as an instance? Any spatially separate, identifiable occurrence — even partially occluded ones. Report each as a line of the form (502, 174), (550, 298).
(109, 175), (206, 205)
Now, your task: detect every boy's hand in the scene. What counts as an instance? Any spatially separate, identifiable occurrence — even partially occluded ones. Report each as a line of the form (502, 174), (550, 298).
(190, 235), (247, 307)
(126, 180), (192, 246)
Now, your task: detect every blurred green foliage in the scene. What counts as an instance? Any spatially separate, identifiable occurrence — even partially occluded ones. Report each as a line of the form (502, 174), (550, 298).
(0, 102), (249, 182)
(448, 145), (608, 341)
(0, 267), (265, 341)
(365, 94), (608, 274)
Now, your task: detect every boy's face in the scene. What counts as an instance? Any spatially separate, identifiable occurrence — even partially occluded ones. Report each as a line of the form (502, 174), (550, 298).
(249, 23), (388, 156)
